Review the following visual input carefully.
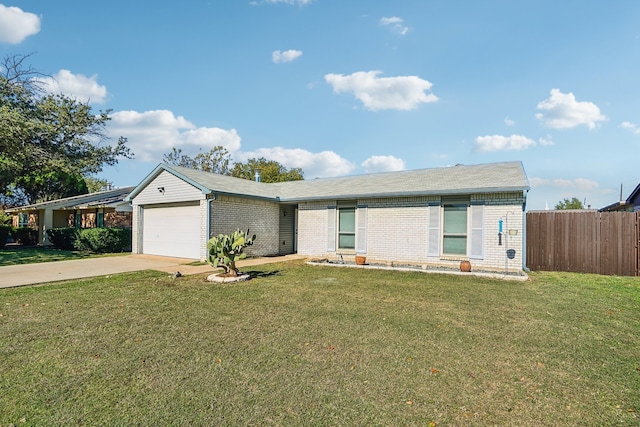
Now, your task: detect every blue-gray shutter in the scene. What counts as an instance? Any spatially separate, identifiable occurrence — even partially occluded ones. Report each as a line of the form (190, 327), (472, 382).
(326, 206), (336, 252)
(469, 205), (484, 259)
(428, 205), (440, 257)
(356, 206), (367, 253)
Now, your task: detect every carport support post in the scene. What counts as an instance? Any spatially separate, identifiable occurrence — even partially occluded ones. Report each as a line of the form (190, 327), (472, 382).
(42, 208), (53, 246)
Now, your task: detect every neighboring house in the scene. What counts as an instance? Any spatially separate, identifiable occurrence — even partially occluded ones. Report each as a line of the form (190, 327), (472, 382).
(599, 183), (640, 212)
(126, 161), (530, 272)
(7, 187), (134, 245)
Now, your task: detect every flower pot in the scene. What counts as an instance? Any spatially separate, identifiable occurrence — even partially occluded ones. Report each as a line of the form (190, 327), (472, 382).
(355, 256), (366, 265)
(460, 260), (471, 272)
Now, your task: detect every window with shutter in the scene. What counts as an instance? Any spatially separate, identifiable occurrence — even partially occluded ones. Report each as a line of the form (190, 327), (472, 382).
(356, 206), (367, 253)
(469, 205), (484, 259)
(428, 205), (440, 257)
(326, 206), (336, 252)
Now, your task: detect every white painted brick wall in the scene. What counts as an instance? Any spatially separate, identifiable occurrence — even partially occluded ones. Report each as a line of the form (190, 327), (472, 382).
(297, 201), (329, 256)
(199, 200), (208, 260)
(209, 195), (280, 256)
(297, 192), (526, 272)
(131, 205), (140, 254)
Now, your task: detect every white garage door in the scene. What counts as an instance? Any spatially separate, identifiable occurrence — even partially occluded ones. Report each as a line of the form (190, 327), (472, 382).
(142, 204), (201, 259)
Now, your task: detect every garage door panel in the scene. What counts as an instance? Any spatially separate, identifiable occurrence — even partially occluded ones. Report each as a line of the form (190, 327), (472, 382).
(142, 204), (201, 259)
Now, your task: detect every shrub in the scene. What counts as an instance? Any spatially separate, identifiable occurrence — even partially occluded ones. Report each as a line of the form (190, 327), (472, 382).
(0, 224), (11, 249)
(46, 228), (78, 251)
(12, 227), (38, 246)
(74, 228), (132, 253)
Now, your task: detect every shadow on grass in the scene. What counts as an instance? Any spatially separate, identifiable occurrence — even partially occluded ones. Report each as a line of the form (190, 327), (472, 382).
(245, 270), (281, 279)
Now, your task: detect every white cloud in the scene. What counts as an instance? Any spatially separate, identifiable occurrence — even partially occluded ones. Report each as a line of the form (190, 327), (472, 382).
(528, 177), (550, 187)
(530, 176), (599, 191)
(620, 121), (640, 134)
(504, 116), (515, 126)
(236, 146), (355, 178)
(473, 134), (536, 152)
(0, 5), (40, 44)
(539, 135), (554, 146)
(272, 49), (303, 63)
(108, 110), (241, 162)
(361, 155), (405, 173)
(536, 88), (607, 130)
(379, 16), (409, 35)
(35, 69), (108, 104)
(324, 70), (438, 111)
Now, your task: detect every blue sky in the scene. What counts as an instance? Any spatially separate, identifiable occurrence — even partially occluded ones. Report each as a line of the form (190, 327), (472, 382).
(2, 0), (639, 210)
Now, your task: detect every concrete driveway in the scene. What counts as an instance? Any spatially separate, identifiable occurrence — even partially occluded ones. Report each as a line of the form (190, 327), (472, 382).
(0, 255), (199, 289)
(0, 254), (306, 289)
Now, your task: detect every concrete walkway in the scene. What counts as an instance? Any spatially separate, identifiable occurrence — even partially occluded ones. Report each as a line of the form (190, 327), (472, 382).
(0, 254), (306, 289)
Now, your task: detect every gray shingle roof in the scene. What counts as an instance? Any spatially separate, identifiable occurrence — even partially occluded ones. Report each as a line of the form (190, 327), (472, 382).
(273, 161), (529, 202)
(7, 187), (135, 212)
(150, 161), (529, 202)
(166, 165), (280, 200)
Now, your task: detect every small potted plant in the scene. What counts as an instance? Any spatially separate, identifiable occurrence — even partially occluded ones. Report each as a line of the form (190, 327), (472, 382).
(460, 260), (471, 272)
(355, 255), (366, 265)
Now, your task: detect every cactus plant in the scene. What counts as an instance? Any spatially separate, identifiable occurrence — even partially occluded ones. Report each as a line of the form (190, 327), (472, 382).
(207, 229), (256, 277)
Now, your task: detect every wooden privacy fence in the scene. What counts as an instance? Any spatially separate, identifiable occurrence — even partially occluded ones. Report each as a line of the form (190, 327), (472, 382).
(526, 210), (640, 276)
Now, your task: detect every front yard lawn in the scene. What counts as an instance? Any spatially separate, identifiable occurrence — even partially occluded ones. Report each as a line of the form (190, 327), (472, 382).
(1, 262), (638, 425)
(0, 246), (127, 266)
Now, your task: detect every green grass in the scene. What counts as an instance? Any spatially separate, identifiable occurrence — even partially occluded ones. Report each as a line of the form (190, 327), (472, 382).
(1, 262), (639, 426)
(0, 246), (127, 266)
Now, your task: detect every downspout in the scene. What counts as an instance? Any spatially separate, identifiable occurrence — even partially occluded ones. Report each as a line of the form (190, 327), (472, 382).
(206, 193), (217, 261)
(522, 189), (530, 273)
(206, 199), (211, 262)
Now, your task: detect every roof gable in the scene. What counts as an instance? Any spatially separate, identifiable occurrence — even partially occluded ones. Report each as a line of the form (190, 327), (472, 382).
(627, 183), (640, 205)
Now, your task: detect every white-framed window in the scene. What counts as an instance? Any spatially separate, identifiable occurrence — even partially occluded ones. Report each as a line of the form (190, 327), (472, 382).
(338, 206), (356, 249)
(442, 203), (468, 255)
(18, 212), (29, 227)
(428, 198), (483, 259)
(327, 202), (367, 253)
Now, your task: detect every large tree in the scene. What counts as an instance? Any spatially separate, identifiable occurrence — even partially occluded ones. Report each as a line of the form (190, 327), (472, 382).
(231, 157), (304, 183)
(163, 148), (304, 183)
(14, 169), (89, 203)
(163, 146), (232, 175)
(0, 54), (132, 205)
(555, 197), (585, 210)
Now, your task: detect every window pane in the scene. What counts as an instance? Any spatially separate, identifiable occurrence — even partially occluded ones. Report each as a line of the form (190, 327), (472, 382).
(339, 234), (355, 249)
(339, 208), (355, 233)
(443, 205), (467, 234)
(443, 236), (467, 255)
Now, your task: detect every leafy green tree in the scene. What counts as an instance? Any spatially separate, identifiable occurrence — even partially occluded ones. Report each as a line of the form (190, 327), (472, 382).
(231, 157), (304, 183)
(14, 169), (88, 203)
(163, 146), (232, 175)
(0, 54), (132, 205)
(84, 176), (114, 193)
(163, 147), (197, 169)
(163, 149), (303, 183)
(555, 197), (585, 210)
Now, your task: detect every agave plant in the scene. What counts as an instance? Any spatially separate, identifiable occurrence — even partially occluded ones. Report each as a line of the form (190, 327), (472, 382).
(207, 229), (256, 276)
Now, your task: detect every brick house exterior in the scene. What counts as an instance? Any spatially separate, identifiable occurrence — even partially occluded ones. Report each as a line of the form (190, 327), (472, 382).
(7, 187), (134, 245)
(126, 161), (530, 272)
